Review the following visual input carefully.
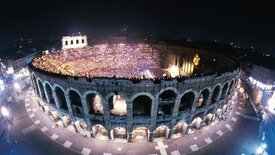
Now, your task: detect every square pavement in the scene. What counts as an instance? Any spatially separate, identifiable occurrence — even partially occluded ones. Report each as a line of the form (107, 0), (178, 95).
(63, 141), (72, 148)
(204, 137), (213, 144)
(81, 147), (91, 155)
(216, 130), (224, 136)
(171, 150), (181, 155)
(190, 144), (199, 151)
(50, 134), (59, 140)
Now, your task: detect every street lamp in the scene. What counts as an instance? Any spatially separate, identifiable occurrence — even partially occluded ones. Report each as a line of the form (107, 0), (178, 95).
(1, 106), (9, 117)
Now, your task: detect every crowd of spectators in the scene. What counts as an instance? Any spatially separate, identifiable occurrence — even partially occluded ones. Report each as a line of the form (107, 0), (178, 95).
(32, 44), (163, 78)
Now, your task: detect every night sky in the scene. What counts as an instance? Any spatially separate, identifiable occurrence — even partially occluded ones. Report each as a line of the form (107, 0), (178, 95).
(0, 0), (275, 53)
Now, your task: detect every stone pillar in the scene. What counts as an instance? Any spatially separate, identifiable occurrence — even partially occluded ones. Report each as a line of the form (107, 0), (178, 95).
(167, 128), (173, 139)
(127, 99), (133, 132)
(172, 96), (181, 118)
(65, 95), (73, 114)
(72, 120), (79, 133)
(81, 97), (89, 116)
(148, 132), (154, 142)
(150, 99), (158, 130)
(36, 81), (43, 99)
(191, 94), (200, 113)
(127, 132), (133, 142)
(205, 93), (213, 108)
(52, 91), (61, 109)
(184, 126), (190, 135)
(43, 85), (50, 104)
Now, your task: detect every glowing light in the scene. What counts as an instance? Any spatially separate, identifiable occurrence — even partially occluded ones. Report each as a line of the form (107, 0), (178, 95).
(249, 76), (274, 90)
(267, 95), (275, 114)
(1, 107), (9, 117)
(256, 147), (264, 154)
(6, 67), (14, 74)
(193, 53), (200, 66)
(14, 82), (20, 90)
(169, 66), (180, 78)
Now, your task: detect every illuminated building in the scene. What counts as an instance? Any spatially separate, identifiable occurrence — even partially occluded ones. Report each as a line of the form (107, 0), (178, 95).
(28, 35), (239, 142)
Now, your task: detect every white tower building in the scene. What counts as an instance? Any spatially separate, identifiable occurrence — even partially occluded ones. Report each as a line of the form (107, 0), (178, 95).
(62, 35), (88, 49)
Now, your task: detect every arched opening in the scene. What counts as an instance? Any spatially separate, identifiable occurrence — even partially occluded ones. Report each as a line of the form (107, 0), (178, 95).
(154, 125), (169, 140)
(50, 110), (60, 122)
(133, 95), (152, 116)
(111, 127), (127, 141)
(215, 108), (223, 119)
(132, 127), (149, 142)
(172, 122), (188, 138)
(65, 41), (68, 45)
(45, 83), (55, 106)
(69, 90), (83, 115)
(62, 115), (72, 127)
(197, 89), (209, 108)
(76, 39), (79, 44)
(179, 92), (195, 113)
(70, 40), (73, 45)
(86, 93), (104, 115)
(55, 87), (68, 110)
(32, 75), (39, 95)
(228, 80), (234, 95)
(38, 80), (46, 101)
(190, 117), (202, 129)
(92, 124), (108, 141)
(108, 95), (127, 116)
(204, 113), (214, 125)
(158, 90), (176, 116)
(221, 83), (229, 99)
(82, 39), (85, 44)
(211, 85), (221, 104)
(75, 121), (88, 136)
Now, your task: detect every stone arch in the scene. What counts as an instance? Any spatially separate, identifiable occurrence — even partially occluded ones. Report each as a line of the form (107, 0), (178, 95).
(32, 74), (40, 95)
(211, 84), (221, 104)
(154, 125), (170, 139)
(190, 117), (202, 129)
(82, 39), (85, 43)
(132, 127), (150, 141)
(221, 82), (229, 99)
(178, 90), (196, 113)
(157, 89), (177, 116)
(92, 124), (108, 140)
(204, 113), (214, 124)
(173, 121), (188, 136)
(65, 40), (68, 45)
(44, 82), (55, 106)
(111, 127), (128, 141)
(75, 120), (88, 136)
(107, 92), (127, 116)
(76, 39), (79, 44)
(67, 89), (83, 115)
(37, 79), (46, 101)
(84, 90), (104, 115)
(228, 79), (235, 95)
(54, 85), (68, 110)
(132, 94), (152, 116)
(197, 88), (210, 108)
(70, 40), (73, 45)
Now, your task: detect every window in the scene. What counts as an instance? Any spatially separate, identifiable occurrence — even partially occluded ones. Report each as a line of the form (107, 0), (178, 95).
(71, 40), (73, 45)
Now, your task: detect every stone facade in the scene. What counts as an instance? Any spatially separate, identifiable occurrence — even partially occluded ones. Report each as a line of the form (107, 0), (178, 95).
(29, 65), (239, 142)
